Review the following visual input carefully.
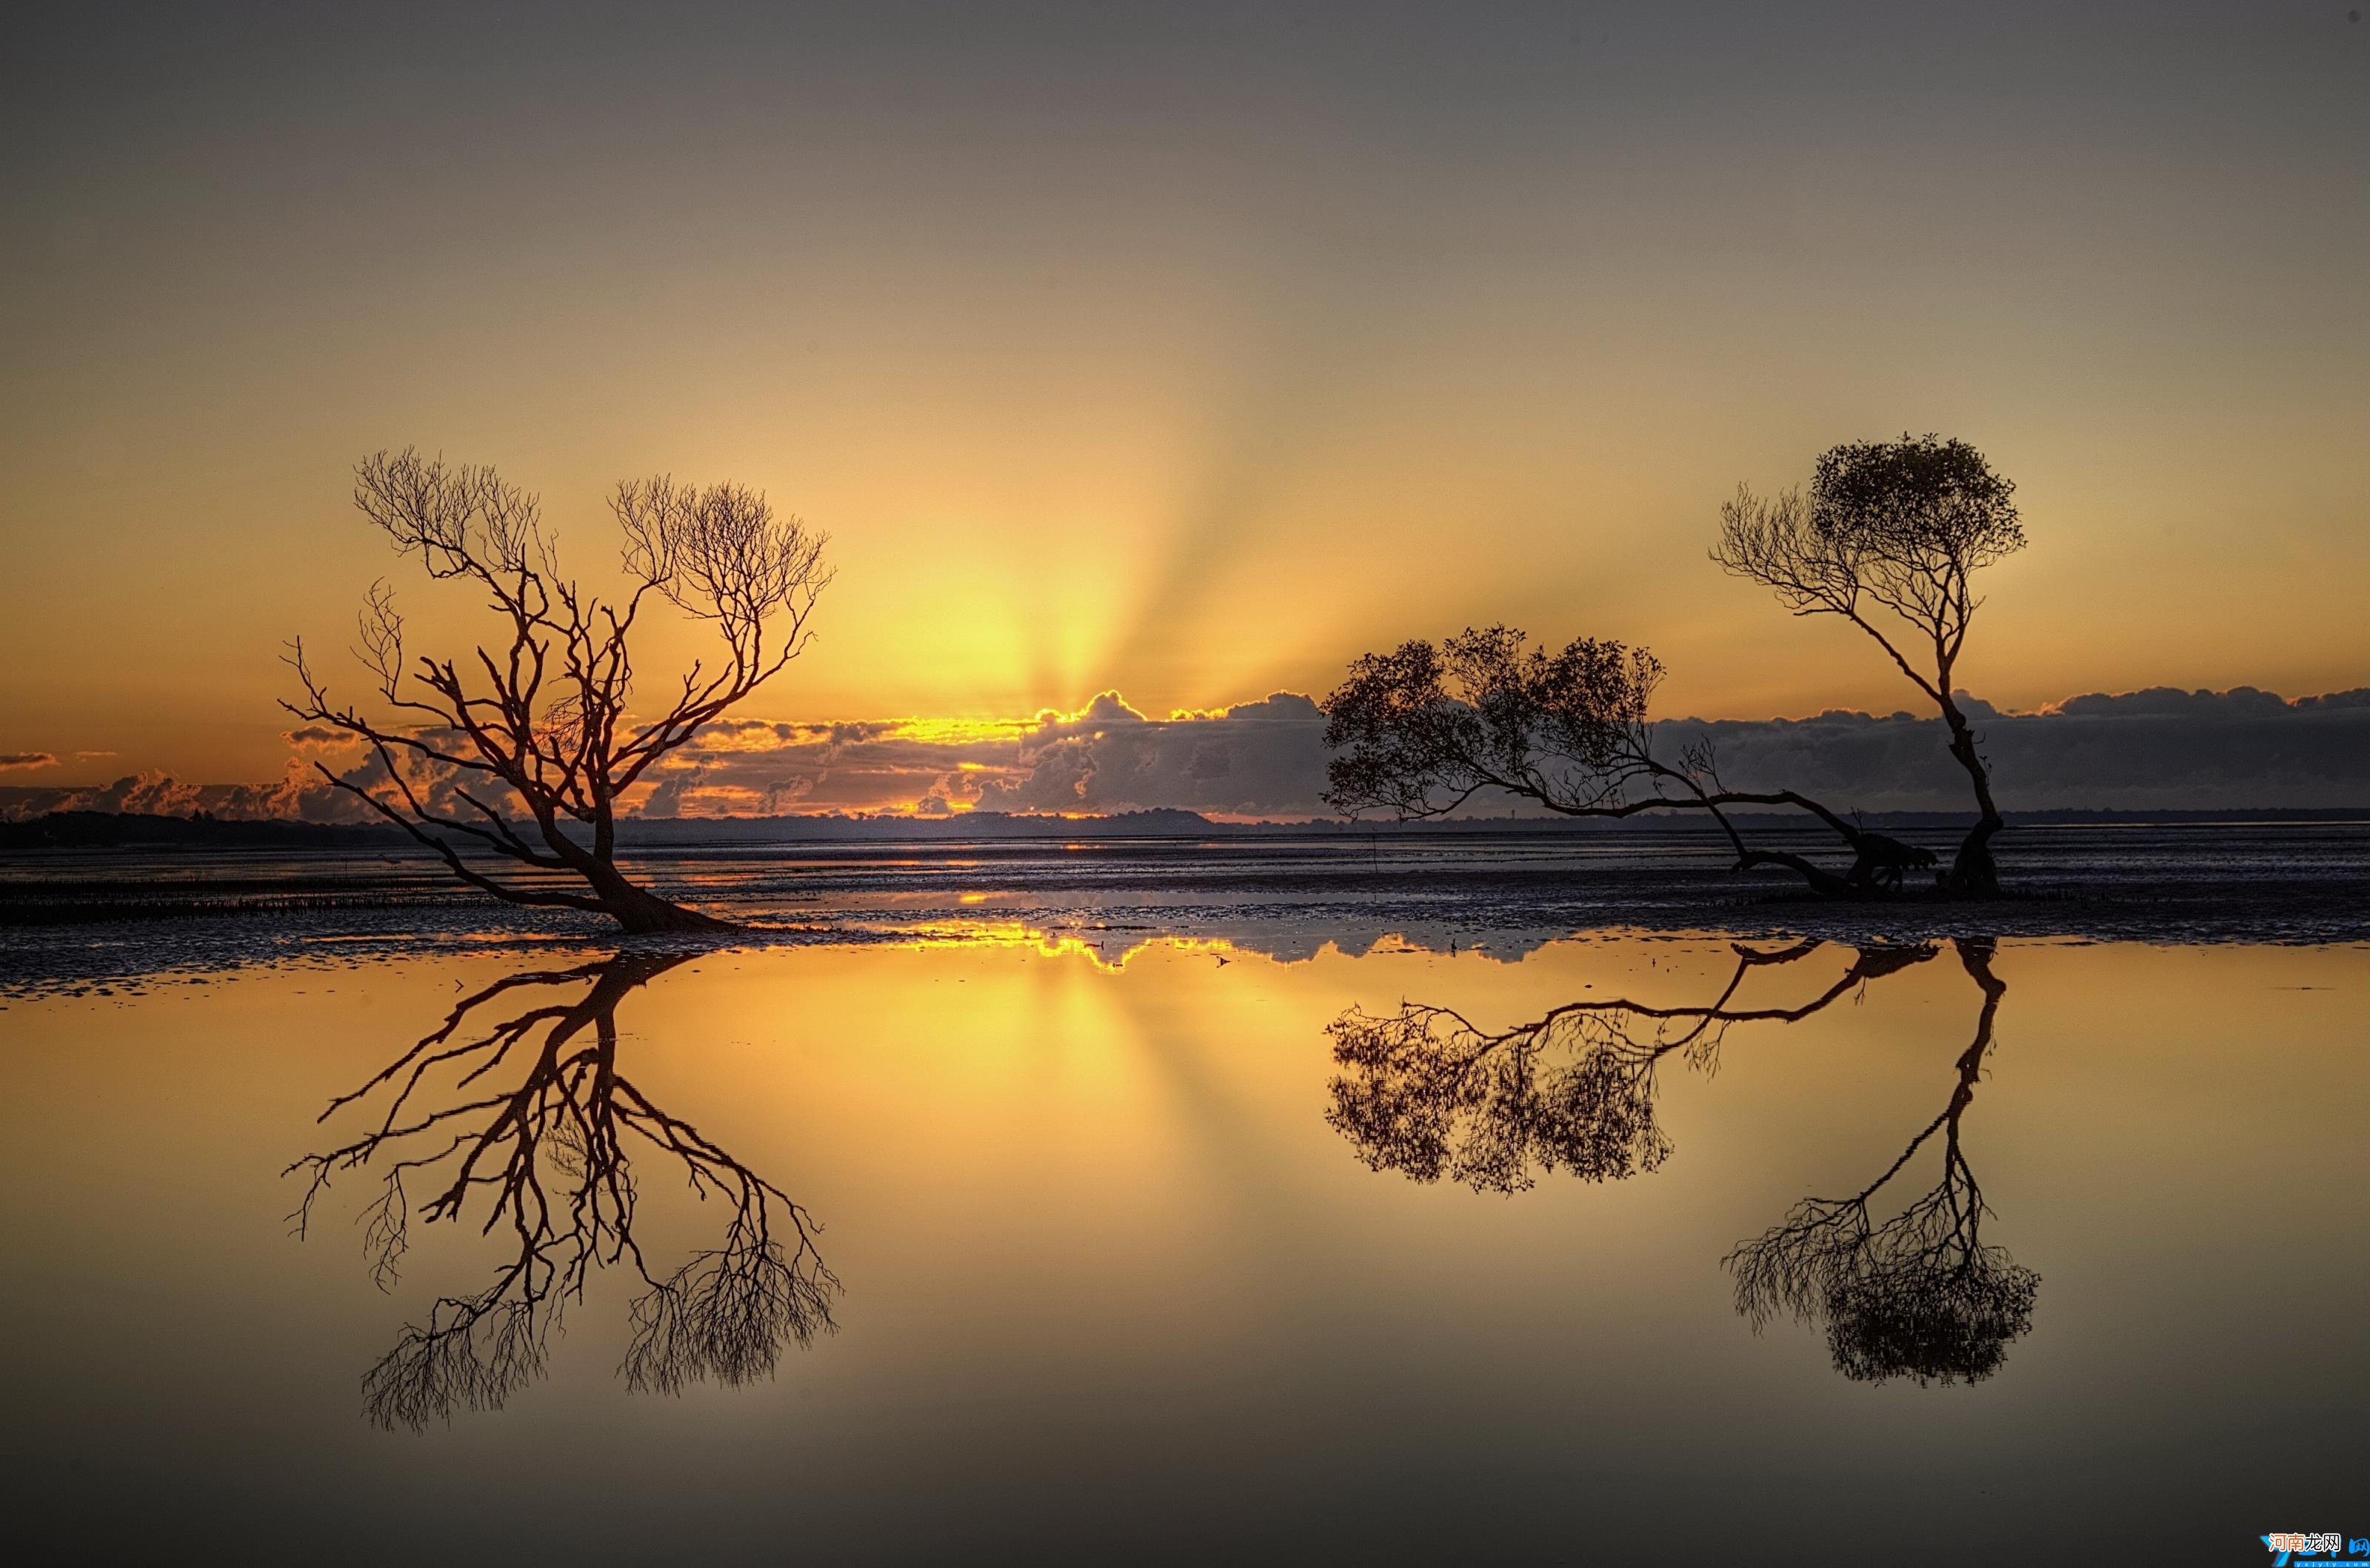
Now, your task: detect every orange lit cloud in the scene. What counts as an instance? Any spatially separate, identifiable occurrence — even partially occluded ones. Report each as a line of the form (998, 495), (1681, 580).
(650, 690), (1335, 819)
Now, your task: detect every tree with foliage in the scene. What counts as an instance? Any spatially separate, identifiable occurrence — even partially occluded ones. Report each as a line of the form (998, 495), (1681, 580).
(1321, 624), (1889, 896)
(1715, 435), (2024, 893)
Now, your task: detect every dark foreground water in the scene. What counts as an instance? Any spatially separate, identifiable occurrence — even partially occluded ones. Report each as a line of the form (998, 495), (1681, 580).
(0, 838), (2365, 1562)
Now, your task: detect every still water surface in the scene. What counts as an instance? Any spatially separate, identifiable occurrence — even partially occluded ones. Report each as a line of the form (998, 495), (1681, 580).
(1, 930), (2362, 1561)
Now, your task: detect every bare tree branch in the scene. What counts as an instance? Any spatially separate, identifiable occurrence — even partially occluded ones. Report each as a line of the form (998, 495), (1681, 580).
(282, 450), (834, 931)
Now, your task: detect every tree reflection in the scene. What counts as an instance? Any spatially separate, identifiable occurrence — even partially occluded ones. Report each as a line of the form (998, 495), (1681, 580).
(287, 953), (838, 1428)
(1326, 935), (2038, 1385)
(1327, 939), (1936, 1192)
(1725, 939), (2037, 1387)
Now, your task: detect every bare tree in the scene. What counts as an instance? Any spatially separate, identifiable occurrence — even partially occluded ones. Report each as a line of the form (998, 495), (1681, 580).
(1725, 939), (2039, 1385)
(284, 450), (831, 932)
(1715, 435), (2025, 894)
(1326, 940), (1938, 1192)
(1321, 625), (1898, 897)
(286, 953), (838, 1428)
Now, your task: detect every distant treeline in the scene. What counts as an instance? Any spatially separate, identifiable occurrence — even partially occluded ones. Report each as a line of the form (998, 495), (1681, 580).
(0, 812), (414, 851)
(615, 807), (2370, 845)
(4, 806), (2366, 855)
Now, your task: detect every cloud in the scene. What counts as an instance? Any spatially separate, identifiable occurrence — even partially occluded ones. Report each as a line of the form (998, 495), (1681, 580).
(640, 761), (721, 818)
(6, 685), (2366, 824)
(35, 770), (207, 815)
(647, 681), (2370, 820)
(1655, 687), (2370, 813)
(968, 690), (1332, 816)
(586, 689), (1341, 818)
(0, 740), (511, 825)
(0, 753), (59, 772)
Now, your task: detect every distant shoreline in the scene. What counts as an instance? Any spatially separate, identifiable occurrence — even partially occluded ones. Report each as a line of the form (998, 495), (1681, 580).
(5, 804), (2369, 855)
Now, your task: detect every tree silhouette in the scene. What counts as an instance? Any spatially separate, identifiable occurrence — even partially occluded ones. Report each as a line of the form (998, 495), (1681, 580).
(284, 450), (830, 932)
(1327, 936), (2038, 1386)
(1724, 939), (2038, 1385)
(1326, 939), (1938, 1192)
(1714, 436), (2024, 894)
(1321, 626), (1891, 896)
(286, 953), (838, 1428)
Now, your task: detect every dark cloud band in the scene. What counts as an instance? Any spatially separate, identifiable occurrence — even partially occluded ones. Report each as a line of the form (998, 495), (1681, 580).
(4, 686), (2366, 823)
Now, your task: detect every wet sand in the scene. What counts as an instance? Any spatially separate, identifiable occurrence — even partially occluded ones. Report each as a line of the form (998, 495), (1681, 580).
(4, 821), (2366, 997)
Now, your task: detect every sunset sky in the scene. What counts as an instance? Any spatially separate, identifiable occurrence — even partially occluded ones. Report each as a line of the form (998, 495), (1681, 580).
(4, 2), (2364, 811)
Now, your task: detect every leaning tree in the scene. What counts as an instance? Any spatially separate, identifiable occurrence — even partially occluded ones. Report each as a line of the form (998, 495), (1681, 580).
(1321, 624), (1898, 896)
(1715, 435), (2025, 894)
(286, 450), (830, 932)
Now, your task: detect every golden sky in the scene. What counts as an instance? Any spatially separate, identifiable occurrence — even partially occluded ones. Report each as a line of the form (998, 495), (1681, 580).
(3, 2), (2365, 790)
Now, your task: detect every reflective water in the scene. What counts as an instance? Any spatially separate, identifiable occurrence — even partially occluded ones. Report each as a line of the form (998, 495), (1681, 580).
(1, 930), (2362, 1561)
(10, 822), (2370, 997)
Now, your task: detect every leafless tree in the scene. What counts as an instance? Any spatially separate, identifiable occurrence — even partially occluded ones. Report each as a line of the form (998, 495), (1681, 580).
(1326, 939), (1939, 1192)
(1321, 626), (1898, 896)
(284, 450), (831, 932)
(1725, 938), (2038, 1385)
(1715, 436), (2025, 894)
(286, 953), (838, 1428)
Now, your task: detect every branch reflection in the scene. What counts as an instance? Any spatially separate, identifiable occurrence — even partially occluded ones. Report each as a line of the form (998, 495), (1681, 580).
(1725, 939), (2037, 1387)
(1327, 939), (1934, 1191)
(1326, 936), (2038, 1385)
(287, 953), (838, 1429)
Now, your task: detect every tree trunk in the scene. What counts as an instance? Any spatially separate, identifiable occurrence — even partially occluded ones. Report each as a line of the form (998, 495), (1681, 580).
(1947, 815), (2003, 898)
(582, 861), (736, 934)
(1737, 847), (1860, 898)
(1937, 701), (2005, 897)
(532, 805), (736, 934)
(1640, 767), (1875, 901)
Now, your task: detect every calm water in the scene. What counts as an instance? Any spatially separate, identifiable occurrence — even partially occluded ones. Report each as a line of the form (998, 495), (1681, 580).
(1, 925), (2363, 1562)
(10, 822), (2370, 995)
